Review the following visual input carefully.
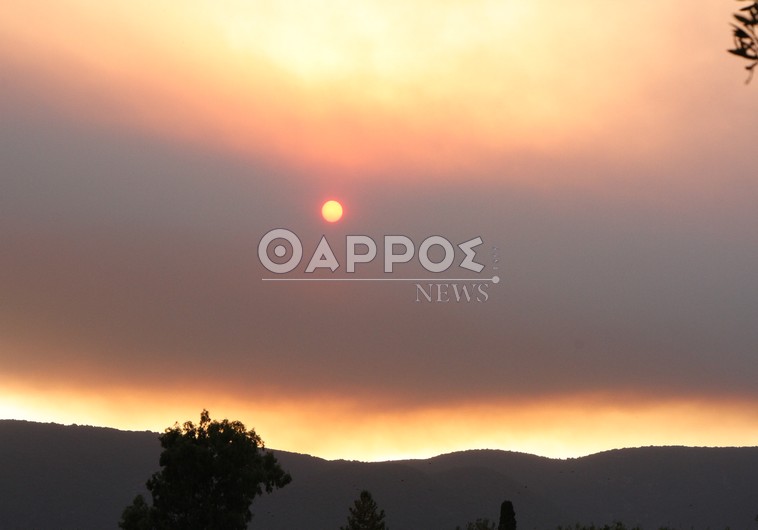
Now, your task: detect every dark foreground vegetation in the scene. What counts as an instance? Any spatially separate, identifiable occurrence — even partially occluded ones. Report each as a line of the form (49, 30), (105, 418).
(113, 410), (758, 530)
(119, 410), (290, 529)
(1, 417), (757, 529)
(729, 0), (758, 81)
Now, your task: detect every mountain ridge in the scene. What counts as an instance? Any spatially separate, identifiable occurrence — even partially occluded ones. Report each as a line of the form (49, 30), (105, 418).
(1, 420), (756, 529)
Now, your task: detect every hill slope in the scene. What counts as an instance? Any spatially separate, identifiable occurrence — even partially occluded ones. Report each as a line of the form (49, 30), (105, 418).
(1, 420), (756, 529)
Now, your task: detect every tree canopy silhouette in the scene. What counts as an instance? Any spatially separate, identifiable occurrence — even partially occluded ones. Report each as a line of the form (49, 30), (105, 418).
(119, 409), (291, 530)
(728, 1), (758, 82)
(340, 490), (389, 530)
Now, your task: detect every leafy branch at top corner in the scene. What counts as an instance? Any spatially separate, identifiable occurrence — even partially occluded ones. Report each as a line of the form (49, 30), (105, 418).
(729, 1), (758, 83)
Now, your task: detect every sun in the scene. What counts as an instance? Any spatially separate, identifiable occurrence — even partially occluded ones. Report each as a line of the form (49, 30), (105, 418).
(321, 200), (343, 223)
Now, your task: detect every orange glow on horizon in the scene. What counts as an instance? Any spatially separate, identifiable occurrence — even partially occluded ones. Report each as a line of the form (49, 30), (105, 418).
(3, 378), (758, 462)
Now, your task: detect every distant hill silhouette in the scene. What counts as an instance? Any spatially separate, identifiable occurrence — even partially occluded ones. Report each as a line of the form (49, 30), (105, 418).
(0, 420), (757, 529)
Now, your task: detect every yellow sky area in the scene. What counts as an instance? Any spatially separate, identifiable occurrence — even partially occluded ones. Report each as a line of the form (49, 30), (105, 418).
(3, 378), (757, 461)
(0, 0), (694, 179)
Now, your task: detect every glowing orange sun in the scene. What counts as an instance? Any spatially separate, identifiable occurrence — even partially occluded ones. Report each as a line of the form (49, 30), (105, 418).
(321, 200), (343, 222)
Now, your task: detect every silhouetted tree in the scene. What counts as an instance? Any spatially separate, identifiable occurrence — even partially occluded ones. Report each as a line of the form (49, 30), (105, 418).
(340, 490), (388, 530)
(728, 1), (758, 82)
(498, 500), (516, 530)
(119, 409), (291, 530)
(119, 494), (151, 530)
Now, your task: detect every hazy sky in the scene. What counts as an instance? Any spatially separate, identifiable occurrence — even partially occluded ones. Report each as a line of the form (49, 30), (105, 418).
(2, 0), (758, 461)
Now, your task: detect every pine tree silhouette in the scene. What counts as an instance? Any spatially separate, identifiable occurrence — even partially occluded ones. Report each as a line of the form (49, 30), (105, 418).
(340, 490), (388, 530)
